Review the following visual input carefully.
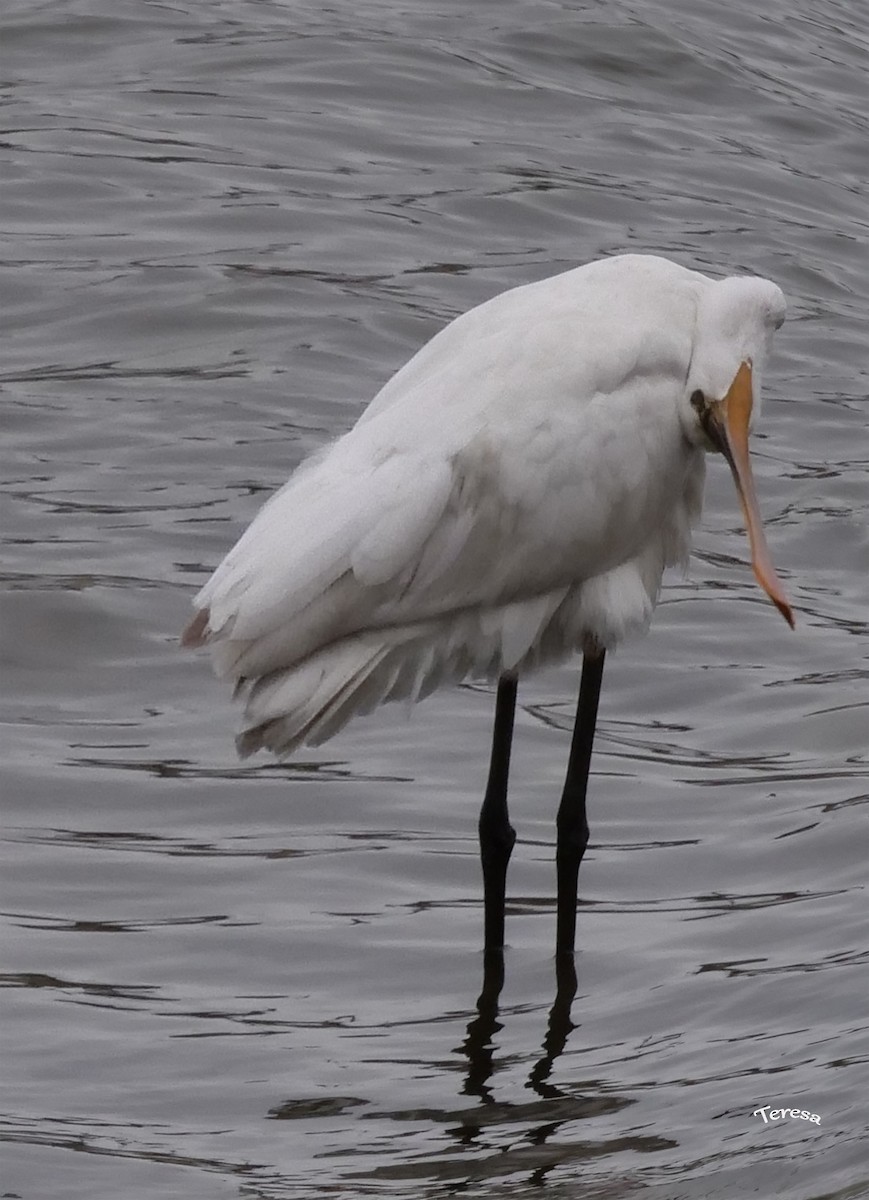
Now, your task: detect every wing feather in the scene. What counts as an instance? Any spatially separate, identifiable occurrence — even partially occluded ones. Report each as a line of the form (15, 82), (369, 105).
(191, 440), (456, 675)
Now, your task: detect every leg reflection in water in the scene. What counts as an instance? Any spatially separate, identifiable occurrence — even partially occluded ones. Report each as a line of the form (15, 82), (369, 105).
(459, 952), (578, 1106)
(453, 954), (670, 1186)
(525, 955), (578, 1098)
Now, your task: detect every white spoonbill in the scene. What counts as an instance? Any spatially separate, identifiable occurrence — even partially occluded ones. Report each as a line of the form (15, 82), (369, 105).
(183, 252), (794, 957)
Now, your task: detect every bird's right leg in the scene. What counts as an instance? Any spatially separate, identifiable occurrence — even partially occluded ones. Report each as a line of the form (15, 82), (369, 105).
(555, 647), (606, 957)
(479, 673), (518, 954)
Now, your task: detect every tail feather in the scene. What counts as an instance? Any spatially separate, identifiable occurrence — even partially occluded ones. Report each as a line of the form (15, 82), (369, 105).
(192, 566), (657, 759)
(181, 608), (209, 648)
(236, 639), (390, 758)
(234, 597), (516, 756)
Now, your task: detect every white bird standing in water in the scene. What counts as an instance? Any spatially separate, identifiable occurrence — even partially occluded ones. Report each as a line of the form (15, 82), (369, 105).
(183, 253), (794, 957)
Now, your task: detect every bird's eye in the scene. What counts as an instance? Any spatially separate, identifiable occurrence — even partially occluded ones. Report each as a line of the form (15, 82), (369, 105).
(690, 390), (705, 413)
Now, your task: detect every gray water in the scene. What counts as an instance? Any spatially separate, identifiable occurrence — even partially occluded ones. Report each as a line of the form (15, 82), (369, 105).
(2, 1), (867, 1197)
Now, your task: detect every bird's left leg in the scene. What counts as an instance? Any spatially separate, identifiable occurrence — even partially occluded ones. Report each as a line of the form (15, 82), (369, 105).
(479, 673), (518, 954)
(556, 646), (606, 957)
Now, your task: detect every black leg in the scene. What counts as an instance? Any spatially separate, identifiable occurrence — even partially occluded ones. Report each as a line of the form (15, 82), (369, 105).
(556, 648), (606, 957)
(479, 673), (518, 954)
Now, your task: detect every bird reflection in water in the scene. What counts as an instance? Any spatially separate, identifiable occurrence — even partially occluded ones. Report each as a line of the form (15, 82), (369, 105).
(459, 952), (578, 1108)
(453, 953), (672, 1186)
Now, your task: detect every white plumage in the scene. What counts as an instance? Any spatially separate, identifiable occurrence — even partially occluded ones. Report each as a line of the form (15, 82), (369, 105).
(183, 253), (792, 758)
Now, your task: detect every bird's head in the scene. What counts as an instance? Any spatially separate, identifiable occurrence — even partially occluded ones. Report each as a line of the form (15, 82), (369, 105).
(683, 274), (794, 629)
